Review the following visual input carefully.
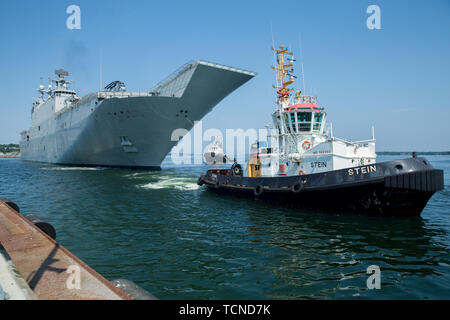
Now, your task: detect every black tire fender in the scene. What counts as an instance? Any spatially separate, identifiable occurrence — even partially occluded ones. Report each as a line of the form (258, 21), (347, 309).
(291, 183), (304, 193)
(24, 214), (56, 240)
(112, 279), (158, 300)
(0, 198), (20, 213)
(254, 185), (264, 197)
(231, 163), (243, 176)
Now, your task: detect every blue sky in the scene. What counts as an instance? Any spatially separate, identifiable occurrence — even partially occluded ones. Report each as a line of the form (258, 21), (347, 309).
(0, 0), (449, 151)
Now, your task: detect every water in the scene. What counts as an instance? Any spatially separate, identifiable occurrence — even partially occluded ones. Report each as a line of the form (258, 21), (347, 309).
(0, 155), (449, 299)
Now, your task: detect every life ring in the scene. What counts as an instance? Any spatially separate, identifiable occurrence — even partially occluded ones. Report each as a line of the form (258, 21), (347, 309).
(302, 140), (311, 150)
(298, 169), (306, 175)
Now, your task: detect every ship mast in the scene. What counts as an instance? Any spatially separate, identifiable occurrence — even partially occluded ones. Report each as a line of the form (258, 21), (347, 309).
(272, 46), (299, 158)
(272, 46), (296, 109)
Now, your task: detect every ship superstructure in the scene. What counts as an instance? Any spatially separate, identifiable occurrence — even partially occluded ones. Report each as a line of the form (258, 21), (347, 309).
(246, 46), (376, 177)
(20, 61), (255, 168)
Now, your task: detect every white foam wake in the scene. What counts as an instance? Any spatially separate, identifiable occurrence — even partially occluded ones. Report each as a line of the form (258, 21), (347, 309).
(140, 176), (199, 190)
(41, 167), (103, 171)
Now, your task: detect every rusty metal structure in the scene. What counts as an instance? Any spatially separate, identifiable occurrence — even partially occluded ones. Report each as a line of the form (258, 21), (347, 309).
(0, 199), (133, 300)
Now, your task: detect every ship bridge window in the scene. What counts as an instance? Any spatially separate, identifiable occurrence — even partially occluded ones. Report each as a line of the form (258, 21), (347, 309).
(290, 112), (297, 132)
(313, 112), (323, 132)
(297, 112), (312, 132)
(284, 113), (291, 133)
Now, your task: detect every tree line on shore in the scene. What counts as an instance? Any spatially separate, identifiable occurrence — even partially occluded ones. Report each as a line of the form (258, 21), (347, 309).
(0, 144), (20, 155)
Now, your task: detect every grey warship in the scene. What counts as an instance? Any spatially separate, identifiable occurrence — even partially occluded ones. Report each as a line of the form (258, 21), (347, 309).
(20, 61), (255, 169)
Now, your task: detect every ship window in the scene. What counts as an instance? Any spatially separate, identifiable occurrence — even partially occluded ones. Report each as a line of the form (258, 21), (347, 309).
(313, 113), (323, 131)
(297, 112), (311, 122)
(290, 112), (297, 132)
(284, 113), (291, 133)
(297, 112), (312, 132)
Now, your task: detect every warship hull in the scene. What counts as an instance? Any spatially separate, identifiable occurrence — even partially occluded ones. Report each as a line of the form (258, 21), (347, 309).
(198, 157), (444, 216)
(20, 61), (255, 169)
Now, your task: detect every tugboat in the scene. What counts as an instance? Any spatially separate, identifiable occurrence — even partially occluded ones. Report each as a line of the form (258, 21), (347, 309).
(197, 46), (444, 216)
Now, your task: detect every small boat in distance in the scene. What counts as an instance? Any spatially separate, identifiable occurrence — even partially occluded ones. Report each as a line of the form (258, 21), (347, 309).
(198, 45), (444, 216)
(203, 136), (228, 165)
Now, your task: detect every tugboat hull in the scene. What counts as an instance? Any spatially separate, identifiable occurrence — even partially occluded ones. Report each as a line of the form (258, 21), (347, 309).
(198, 157), (444, 216)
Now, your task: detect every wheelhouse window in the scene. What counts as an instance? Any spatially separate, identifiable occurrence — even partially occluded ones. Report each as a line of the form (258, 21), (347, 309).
(313, 112), (323, 132)
(284, 113), (291, 133)
(297, 111), (312, 132)
(290, 112), (297, 132)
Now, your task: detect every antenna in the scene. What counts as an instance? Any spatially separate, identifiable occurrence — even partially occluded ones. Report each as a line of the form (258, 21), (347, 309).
(298, 33), (306, 95)
(99, 50), (103, 92)
(272, 46), (295, 93)
(270, 23), (278, 88)
(330, 122), (334, 139)
(55, 69), (69, 77)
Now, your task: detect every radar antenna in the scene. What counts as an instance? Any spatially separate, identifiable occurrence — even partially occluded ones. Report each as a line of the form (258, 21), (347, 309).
(104, 81), (126, 92)
(55, 69), (69, 77)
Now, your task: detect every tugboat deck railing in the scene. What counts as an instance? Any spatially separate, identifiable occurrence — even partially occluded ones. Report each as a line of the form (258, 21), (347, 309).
(331, 137), (376, 146)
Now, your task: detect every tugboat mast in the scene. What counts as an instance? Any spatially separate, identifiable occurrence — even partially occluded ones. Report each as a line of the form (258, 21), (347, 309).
(271, 45), (299, 159)
(272, 46), (295, 112)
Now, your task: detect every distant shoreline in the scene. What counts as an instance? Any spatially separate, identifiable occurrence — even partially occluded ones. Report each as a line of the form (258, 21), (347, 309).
(377, 151), (450, 155)
(0, 143), (20, 158)
(0, 151), (449, 160)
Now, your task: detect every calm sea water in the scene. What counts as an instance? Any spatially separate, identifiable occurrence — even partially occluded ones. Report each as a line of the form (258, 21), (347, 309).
(0, 155), (449, 299)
